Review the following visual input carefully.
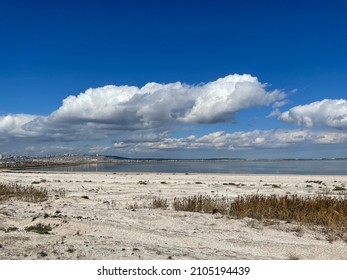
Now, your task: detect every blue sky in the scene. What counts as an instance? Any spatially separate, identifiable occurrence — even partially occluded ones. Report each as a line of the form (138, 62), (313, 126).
(0, 0), (347, 158)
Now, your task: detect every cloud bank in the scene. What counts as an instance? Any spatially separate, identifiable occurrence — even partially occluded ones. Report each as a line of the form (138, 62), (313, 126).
(1, 74), (346, 156)
(50, 74), (285, 128)
(279, 99), (347, 129)
(0, 114), (39, 138)
(118, 129), (347, 152)
(0, 74), (285, 141)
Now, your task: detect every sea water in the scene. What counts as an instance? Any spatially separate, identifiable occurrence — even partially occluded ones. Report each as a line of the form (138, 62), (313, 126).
(35, 159), (347, 175)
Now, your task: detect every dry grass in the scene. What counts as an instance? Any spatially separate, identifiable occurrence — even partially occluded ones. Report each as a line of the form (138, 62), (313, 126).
(173, 194), (231, 214)
(151, 197), (169, 209)
(230, 194), (347, 231)
(25, 223), (52, 234)
(288, 254), (300, 260)
(0, 182), (48, 203)
(173, 194), (347, 233)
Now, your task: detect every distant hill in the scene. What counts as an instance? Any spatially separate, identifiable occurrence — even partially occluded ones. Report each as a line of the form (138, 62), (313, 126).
(103, 155), (129, 160)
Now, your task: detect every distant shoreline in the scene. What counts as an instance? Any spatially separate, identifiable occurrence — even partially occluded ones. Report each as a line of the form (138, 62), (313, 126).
(1, 155), (347, 174)
(5, 159), (345, 176)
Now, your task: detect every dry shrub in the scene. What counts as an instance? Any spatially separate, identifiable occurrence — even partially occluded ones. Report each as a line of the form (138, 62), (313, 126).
(151, 197), (169, 209)
(173, 194), (231, 214)
(173, 194), (347, 232)
(25, 223), (52, 234)
(288, 254), (300, 260)
(230, 194), (347, 231)
(0, 182), (48, 203)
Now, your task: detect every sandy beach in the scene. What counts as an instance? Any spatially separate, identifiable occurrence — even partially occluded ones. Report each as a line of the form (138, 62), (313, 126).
(1, 170), (347, 260)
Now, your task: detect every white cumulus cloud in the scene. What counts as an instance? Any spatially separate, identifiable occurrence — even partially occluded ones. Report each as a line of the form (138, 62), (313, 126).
(181, 74), (286, 123)
(127, 129), (347, 152)
(50, 74), (285, 128)
(0, 114), (40, 138)
(0, 74), (286, 143)
(279, 99), (347, 129)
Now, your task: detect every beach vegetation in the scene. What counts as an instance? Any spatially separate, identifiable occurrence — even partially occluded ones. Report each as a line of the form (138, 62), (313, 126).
(0, 182), (48, 202)
(172, 194), (347, 234)
(126, 201), (143, 210)
(173, 194), (230, 214)
(38, 251), (48, 258)
(288, 254), (300, 260)
(0, 226), (19, 233)
(223, 182), (237, 186)
(306, 180), (325, 185)
(138, 181), (148, 185)
(223, 182), (246, 187)
(67, 246), (76, 253)
(151, 197), (169, 209)
(231, 194), (347, 232)
(31, 179), (48, 184)
(7, 226), (19, 232)
(25, 223), (52, 234)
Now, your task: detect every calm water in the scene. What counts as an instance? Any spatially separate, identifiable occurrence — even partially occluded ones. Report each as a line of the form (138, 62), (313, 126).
(36, 160), (347, 175)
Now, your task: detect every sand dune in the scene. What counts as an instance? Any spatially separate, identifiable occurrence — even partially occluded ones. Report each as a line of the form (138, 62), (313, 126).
(1, 170), (347, 260)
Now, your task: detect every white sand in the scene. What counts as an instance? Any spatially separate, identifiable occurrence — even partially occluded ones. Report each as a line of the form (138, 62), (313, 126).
(1, 170), (347, 260)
